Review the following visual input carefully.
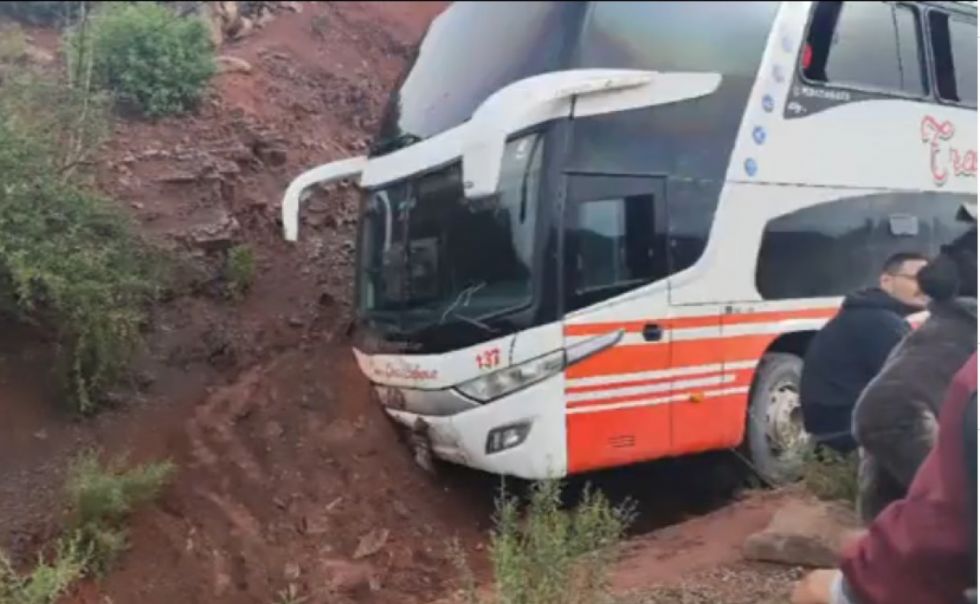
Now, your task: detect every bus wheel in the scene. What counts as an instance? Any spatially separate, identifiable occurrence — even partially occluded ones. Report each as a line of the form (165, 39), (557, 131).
(744, 353), (809, 485)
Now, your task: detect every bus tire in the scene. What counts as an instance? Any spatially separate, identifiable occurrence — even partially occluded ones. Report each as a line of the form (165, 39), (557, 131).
(744, 352), (808, 486)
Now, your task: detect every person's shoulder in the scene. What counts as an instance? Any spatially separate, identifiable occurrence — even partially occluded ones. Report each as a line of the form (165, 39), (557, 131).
(842, 304), (911, 330)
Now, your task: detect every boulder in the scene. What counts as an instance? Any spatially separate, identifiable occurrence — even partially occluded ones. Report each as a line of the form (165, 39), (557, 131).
(320, 558), (376, 596)
(23, 45), (55, 65)
(743, 498), (861, 568)
(216, 55), (253, 75)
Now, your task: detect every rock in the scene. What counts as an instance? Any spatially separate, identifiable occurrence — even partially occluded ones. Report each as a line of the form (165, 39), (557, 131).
(200, 3), (226, 48)
(157, 170), (199, 183)
(303, 514), (331, 536)
(256, 145), (288, 167)
(392, 500), (410, 519)
(321, 558), (375, 595)
(283, 1), (303, 13)
(23, 45), (54, 65)
(353, 528), (389, 560)
(232, 17), (255, 40)
(256, 9), (276, 28)
(216, 55), (253, 75)
(186, 211), (241, 252)
(283, 561), (301, 581)
(264, 421), (285, 440)
(743, 498), (860, 568)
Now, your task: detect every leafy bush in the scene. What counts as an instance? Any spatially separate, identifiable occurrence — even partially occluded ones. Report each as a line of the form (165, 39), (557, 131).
(0, 68), (111, 181)
(68, 2), (216, 117)
(67, 451), (176, 573)
(452, 480), (633, 604)
(801, 445), (859, 503)
(0, 533), (89, 604)
(225, 244), (256, 300)
(68, 451), (176, 527)
(0, 454), (174, 601)
(0, 116), (162, 412)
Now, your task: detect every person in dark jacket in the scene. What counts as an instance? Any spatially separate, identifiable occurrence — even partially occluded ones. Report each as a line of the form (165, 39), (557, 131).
(792, 353), (977, 604)
(800, 252), (929, 453)
(852, 226), (977, 522)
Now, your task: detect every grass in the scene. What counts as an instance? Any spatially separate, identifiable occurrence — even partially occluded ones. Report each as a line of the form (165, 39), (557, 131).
(66, 451), (175, 575)
(0, 453), (175, 602)
(225, 244), (256, 300)
(0, 535), (89, 604)
(800, 445), (859, 504)
(273, 584), (308, 604)
(452, 479), (634, 604)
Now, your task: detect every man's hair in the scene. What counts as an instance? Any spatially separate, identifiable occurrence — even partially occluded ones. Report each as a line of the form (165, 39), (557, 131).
(882, 252), (928, 275)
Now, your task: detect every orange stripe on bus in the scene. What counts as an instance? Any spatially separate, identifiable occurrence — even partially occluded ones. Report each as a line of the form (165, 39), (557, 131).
(670, 393), (749, 455)
(564, 306), (837, 337)
(566, 334), (776, 380)
(566, 404), (672, 474)
(566, 371), (755, 409)
(565, 364), (731, 394)
(565, 393), (749, 474)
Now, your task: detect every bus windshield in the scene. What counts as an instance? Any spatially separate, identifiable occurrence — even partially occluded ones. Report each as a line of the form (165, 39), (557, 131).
(357, 133), (545, 336)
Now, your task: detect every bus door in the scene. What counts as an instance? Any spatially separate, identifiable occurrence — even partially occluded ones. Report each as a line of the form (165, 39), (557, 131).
(561, 173), (674, 473)
(664, 178), (727, 456)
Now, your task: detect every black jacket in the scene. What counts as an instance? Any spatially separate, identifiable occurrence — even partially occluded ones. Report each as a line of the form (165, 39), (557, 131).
(800, 287), (919, 452)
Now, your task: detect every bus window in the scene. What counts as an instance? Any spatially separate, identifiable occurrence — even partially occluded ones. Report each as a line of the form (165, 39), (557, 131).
(928, 11), (978, 106)
(756, 193), (973, 300)
(804, 1), (925, 96)
(565, 176), (668, 312)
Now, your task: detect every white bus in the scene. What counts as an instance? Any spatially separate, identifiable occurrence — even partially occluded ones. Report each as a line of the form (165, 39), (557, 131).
(282, 1), (977, 483)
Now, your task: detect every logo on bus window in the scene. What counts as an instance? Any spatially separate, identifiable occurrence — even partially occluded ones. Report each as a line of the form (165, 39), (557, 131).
(921, 116), (977, 186)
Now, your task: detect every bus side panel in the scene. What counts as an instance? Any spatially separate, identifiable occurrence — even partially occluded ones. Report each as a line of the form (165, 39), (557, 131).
(564, 326), (673, 473)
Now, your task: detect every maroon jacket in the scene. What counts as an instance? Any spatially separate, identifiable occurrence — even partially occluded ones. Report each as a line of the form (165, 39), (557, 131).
(841, 353), (977, 604)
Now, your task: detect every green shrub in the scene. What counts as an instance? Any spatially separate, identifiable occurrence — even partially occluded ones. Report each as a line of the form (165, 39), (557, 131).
(0, 68), (111, 181)
(68, 2), (216, 117)
(66, 451), (175, 574)
(801, 445), (859, 503)
(226, 244), (256, 300)
(0, 118), (162, 412)
(68, 451), (176, 527)
(0, 534), (89, 604)
(0, 453), (174, 601)
(0, 76), (164, 412)
(463, 480), (635, 604)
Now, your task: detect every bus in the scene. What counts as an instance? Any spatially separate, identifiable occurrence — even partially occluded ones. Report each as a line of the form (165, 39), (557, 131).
(281, 1), (977, 483)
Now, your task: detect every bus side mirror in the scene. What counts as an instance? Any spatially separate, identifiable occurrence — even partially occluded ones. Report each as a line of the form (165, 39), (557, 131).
(282, 156), (368, 241)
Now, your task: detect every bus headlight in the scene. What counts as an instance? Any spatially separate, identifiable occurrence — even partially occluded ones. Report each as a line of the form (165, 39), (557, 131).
(455, 350), (565, 402)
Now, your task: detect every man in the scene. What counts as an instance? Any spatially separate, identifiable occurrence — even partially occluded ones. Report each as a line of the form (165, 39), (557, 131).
(792, 354), (978, 604)
(800, 252), (929, 453)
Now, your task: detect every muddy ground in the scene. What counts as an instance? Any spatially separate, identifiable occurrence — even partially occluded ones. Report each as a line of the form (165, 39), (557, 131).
(0, 3), (806, 603)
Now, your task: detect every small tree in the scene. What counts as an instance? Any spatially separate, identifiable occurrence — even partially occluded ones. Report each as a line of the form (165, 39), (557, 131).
(68, 2), (216, 118)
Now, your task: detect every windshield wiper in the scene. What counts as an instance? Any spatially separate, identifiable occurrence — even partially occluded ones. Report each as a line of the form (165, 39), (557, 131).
(439, 282), (486, 323)
(370, 133), (423, 157)
(446, 310), (498, 334)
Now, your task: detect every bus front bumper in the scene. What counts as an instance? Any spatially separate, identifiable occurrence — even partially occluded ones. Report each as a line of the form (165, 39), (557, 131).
(380, 374), (567, 480)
